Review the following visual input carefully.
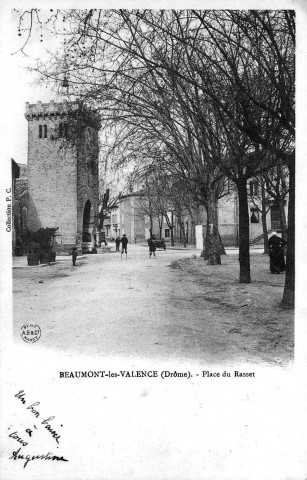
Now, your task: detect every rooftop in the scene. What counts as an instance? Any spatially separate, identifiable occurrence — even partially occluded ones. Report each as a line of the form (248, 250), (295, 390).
(25, 99), (79, 119)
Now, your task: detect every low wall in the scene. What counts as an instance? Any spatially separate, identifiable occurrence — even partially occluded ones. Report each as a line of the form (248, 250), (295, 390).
(250, 223), (263, 241)
(219, 224), (238, 247)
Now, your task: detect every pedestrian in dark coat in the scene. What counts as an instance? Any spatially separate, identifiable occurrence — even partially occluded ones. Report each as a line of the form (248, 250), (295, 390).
(115, 236), (121, 252)
(121, 234), (128, 254)
(268, 232), (287, 274)
(147, 237), (157, 258)
(72, 247), (77, 266)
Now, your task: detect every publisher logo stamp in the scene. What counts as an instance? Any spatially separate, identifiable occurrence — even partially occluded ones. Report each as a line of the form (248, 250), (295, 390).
(21, 323), (41, 343)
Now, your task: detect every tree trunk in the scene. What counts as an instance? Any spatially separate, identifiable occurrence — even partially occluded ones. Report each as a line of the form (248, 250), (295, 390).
(170, 226), (174, 246)
(237, 179), (251, 283)
(177, 212), (187, 247)
(202, 231), (225, 258)
(171, 212), (174, 246)
(219, 233), (226, 255)
(158, 214), (163, 239)
(278, 197), (287, 242)
(278, 161), (288, 242)
(204, 193), (221, 265)
(281, 160), (294, 309)
(186, 208), (197, 245)
(191, 222), (196, 245)
(261, 182), (269, 255)
(181, 223), (187, 247)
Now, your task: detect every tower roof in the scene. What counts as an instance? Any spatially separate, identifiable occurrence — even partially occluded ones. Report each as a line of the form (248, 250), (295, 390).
(25, 99), (79, 120)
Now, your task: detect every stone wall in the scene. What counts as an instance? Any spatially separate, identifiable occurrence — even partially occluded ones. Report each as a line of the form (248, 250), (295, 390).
(15, 178), (28, 200)
(25, 101), (99, 254)
(77, 126), (100, 249)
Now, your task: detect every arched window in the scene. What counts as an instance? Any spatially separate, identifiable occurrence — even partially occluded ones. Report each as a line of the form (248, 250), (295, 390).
(39, 125), (42, 138)
(44, 125), (47, 138)
(22, 207), (28, 229)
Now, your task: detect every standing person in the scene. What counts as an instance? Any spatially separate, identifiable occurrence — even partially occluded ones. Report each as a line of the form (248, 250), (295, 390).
(268, 232), (287, 274)
(147, 237), (157, 258)
(72, 247), (78, 266)
(121, 234), (128, 258)
(115, 236), (121, 252)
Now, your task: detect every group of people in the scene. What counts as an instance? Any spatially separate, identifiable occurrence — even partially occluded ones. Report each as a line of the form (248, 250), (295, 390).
(72, 234), (129, 265)
(115, 235), (156, 258)
(73, 233), (155, 263)
(72, 231), (287, 273)
(115, 234), (128, 255)
(115, 235), (157, 258)
(115, 233), (157, 258)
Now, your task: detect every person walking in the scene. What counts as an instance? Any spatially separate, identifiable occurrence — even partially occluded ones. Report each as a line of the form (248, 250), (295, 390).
(147, 237), (157, 258)
(115, 236), (121, 252)
(268, 232), (287, 274)
(121, 234), (128, 259)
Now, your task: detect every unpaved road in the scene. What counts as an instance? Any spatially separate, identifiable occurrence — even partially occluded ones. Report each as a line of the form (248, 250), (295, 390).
(13, 245), (293, 366)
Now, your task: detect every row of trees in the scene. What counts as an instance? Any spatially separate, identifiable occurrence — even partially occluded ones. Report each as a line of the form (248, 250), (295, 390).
(127, 165), (205, 248)
(15, 9), (295, 307)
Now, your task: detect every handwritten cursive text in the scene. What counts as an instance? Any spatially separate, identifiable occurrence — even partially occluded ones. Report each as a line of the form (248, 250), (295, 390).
(10, 447), (68, 468)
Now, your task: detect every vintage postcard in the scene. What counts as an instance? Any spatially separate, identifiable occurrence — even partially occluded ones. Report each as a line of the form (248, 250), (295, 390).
(1, 1), (306, 479)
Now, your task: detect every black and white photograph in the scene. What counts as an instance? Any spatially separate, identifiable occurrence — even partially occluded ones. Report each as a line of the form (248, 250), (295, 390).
(1, 1), (306, 479)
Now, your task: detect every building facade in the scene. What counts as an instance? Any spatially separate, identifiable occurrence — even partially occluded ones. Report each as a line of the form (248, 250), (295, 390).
(108, 187), (288, 248)
(25, 100), (100, 254)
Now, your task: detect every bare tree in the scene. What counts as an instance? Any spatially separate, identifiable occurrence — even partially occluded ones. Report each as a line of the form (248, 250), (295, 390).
(15, 9), (295, 304)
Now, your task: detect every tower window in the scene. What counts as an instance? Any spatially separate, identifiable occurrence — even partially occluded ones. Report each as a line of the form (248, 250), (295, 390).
(39, 125), (42, 138)
(44, 125), (47, 138)
(59, 122), (68, 137)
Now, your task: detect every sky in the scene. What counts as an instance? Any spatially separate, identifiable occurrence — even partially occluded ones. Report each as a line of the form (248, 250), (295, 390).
(7, 10), (63, 165)
(4, 9), (125, 194)
(2, 8), (129, 196)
